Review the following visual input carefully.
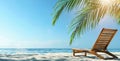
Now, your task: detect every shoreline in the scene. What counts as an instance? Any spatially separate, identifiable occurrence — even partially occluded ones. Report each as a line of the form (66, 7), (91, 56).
(0, 52), (119, 61)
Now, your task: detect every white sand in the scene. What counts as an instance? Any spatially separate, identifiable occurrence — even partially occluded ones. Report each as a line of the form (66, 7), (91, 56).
(0, 52), (120, 61)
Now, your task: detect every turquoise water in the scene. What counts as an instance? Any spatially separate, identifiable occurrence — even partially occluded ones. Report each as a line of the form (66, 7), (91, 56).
(0, 48), (119, 54)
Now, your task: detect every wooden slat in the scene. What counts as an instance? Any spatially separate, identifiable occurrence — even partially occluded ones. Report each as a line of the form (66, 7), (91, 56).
(98, 40), (109, 41)
(99, 37), (111, 39)
(102, 31), (115, 33)
(96, 43), (108, 45)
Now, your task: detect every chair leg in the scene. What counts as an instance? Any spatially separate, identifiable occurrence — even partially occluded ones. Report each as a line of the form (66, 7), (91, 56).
(73, 50), (87, 56)
(73, 50), (75, 56)
(85, 52), (87, 56)
(90, 51), (104, 59)
(73, 52), (75, 56)
(104, 51), (118, 59)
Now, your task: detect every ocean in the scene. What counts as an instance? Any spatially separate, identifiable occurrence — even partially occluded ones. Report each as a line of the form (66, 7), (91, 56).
(0, 48), (119, 54)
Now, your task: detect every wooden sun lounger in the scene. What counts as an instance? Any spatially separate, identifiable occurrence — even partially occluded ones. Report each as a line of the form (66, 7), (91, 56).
(72, 28), (118, 59)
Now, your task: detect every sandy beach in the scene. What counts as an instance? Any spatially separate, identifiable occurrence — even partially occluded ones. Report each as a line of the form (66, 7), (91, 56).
(0, 52), (119, 61)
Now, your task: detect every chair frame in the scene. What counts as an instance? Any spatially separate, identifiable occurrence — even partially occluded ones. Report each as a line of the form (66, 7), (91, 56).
(72, 28), (118, 59)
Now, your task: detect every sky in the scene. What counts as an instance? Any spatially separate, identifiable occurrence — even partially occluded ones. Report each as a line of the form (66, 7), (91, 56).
(0, 0), (119, 49)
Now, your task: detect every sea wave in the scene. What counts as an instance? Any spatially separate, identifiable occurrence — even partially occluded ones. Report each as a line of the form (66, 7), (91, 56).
(0, 48), (119, 54)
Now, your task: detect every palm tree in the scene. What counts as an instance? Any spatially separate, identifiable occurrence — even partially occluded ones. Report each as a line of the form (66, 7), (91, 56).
(52, 0), (120, 45)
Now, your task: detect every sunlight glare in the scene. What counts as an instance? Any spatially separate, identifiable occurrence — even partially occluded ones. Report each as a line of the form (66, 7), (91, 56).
(100, 0), (115, 6)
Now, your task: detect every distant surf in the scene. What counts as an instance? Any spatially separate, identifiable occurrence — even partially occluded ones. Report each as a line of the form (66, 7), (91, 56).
(0, 48), (119, 54)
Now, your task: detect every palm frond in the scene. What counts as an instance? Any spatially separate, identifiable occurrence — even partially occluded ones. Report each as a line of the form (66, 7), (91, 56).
(52, 0), (68, 25)
(69, 2), (109, 44)
(52, 0), (90, 25)
(69, 6), (94, 44)
(109, 1), (120, 24)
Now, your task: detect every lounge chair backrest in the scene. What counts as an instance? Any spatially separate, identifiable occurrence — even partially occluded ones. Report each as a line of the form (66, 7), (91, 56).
(91, 28), (117, 51)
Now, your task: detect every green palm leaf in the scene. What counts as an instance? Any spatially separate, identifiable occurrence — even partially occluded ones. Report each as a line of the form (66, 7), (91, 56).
(52, 0), (120, 44)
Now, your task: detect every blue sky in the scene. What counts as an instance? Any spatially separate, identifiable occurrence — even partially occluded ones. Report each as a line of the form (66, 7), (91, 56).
(0, 0), (119, 49)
